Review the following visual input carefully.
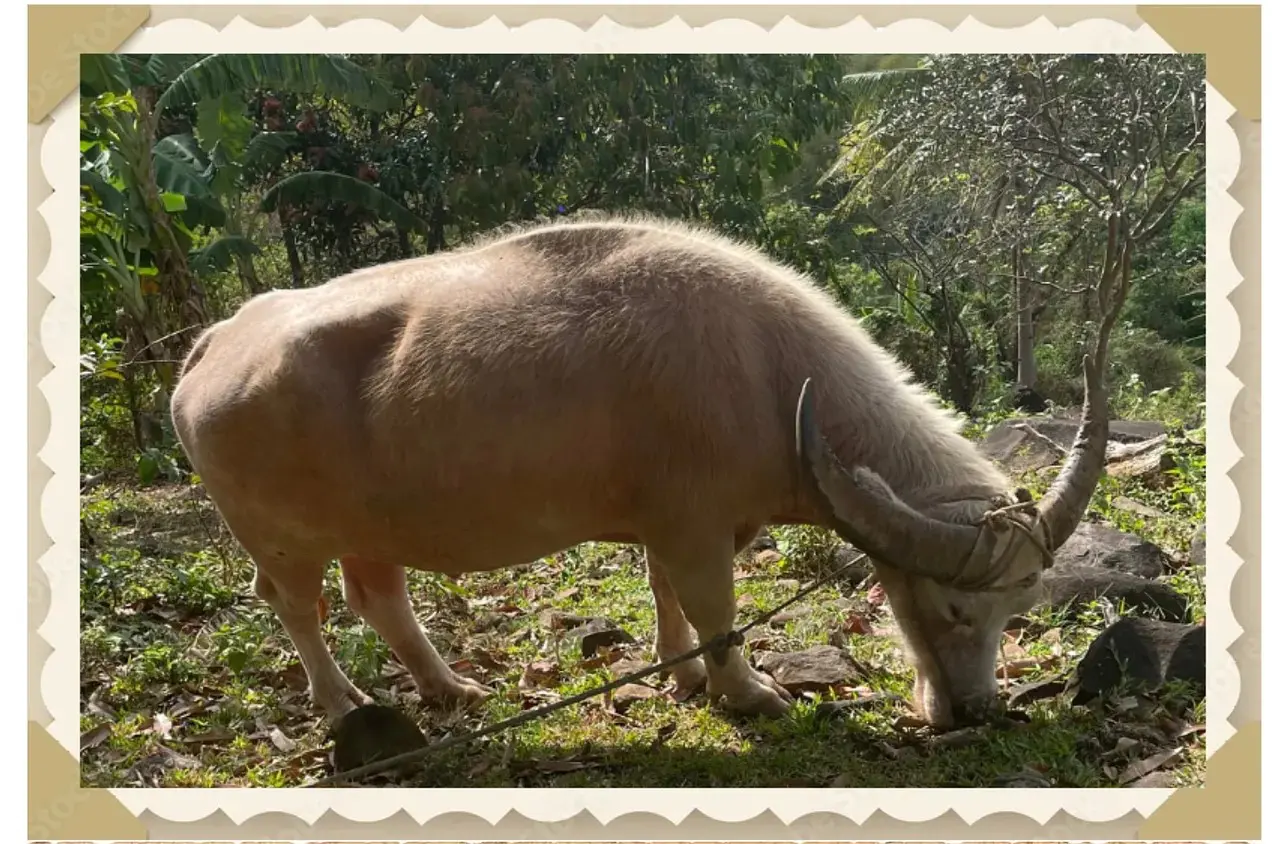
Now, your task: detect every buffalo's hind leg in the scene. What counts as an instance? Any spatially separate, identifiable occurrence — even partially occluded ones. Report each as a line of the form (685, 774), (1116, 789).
(339, 556), (493, 709)
(644, 530), (792, 717)
(251, 556), (372, 721)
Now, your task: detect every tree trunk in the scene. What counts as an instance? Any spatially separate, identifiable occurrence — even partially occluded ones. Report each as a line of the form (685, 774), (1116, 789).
(281, 219), (306, 288)
(426, 204), (447, 254)
(132, 85), (208, 351)
(235, 253), (264, 298)
(1014, 246), (1038, 390)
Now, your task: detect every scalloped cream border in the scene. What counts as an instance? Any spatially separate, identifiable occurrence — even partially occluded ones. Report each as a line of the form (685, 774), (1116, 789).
(40, 7), (1241, 833)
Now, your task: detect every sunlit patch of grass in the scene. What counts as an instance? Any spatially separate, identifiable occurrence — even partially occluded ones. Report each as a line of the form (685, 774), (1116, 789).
(80, 424), (1208, 789)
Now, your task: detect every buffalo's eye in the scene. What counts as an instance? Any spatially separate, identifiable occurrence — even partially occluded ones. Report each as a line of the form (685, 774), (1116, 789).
(1018, 573), (1040, 589)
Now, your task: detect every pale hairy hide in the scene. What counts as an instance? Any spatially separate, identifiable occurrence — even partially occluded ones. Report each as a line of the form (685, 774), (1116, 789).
(175, 215), (1009, 565)
(171, 214), (1044, 726)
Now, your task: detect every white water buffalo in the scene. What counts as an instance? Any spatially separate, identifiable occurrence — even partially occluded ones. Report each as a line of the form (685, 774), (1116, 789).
(171, 216), (1109, 729)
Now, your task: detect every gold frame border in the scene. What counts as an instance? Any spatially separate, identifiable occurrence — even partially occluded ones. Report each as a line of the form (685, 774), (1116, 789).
(29, 4), (1260, 839)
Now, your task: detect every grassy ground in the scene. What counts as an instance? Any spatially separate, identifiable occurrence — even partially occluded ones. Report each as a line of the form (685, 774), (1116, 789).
(80, 421), (1206, 789)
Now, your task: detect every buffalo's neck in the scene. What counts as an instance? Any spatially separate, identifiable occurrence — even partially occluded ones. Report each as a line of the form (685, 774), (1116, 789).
(791, 391), (1009, 527)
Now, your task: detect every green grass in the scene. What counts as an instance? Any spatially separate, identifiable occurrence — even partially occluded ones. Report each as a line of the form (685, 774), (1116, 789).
(80, 442), (1207, 788)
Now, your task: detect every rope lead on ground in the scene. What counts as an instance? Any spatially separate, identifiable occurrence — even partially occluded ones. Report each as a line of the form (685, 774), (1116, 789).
(309, 550), (869, 787)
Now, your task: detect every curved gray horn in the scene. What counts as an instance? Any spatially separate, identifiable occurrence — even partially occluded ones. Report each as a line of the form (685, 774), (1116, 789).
(796, 378), (987, 584)
(1036, 354), (1110, 550)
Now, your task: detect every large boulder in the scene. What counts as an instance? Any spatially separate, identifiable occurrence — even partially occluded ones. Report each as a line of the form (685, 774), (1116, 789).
(1036, 411), (1166, 444)
(979, 422), (1067, 475)
(980, 416), (1169, 476)
(1052, 522), (1171, 579)
(1039, 566), (1190, 623)
(1070, 617), (1205, 705)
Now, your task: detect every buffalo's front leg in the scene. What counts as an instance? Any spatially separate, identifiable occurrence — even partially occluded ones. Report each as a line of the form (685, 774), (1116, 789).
(646, 551), (709, 695)
(644, 531), (792, 717)
(339, 556), (493, 708)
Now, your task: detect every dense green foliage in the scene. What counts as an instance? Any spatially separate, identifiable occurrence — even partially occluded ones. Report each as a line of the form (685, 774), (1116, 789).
(80, 52), (1205, 478)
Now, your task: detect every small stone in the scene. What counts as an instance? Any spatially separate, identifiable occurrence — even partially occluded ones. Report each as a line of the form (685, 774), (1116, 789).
(753, 549), (783, 566)
(331, 704), (427, 775)
(979, 421), (1068, 474)
(768, 606), (812, 627)
(756, 645), (865, 694)
(1071, 617), (1205, 706)
(1189, 526), (1206, 570)
(566, 617), (637, 658)
(750, 531), (778, 552)
(1006, 677), (1068, 708)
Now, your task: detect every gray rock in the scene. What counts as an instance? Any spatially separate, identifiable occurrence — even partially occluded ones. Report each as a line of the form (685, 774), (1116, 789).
(331, 704), (427, 775)
(979, 416), (1168, 475)
(831, 543), (874, 587)
(1006, 677), (1068, 708)
(1040, 566), (1189, 622)
(979, 421), (1068, 474)
(756, 645), (865, 695)
(1070, 617), (1205, 706)
(1105, 434), (1174, 481)
(1052, 522), (1171, 579)
(750, 530), (778, 552)
(566, 617), (637, 658)
(1038, 413), (1166, 444)
(1189, 526), (1206, 570)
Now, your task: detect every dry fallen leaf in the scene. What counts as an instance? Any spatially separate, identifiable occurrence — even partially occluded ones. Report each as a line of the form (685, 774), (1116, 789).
(151, 712), (174, 739)
(552, 586), (580, 602)
(268, 726), (297, 753)
(518, 660), (562, 691)
(996, 657), (1050, 679)
(1174, 723), (1206, 740)
(1117, 746), (1186, 785)
(81, 723), (112, 751)
(843, 613), (874, 636)
(866, 583), (888, 606)
(1102, 736), (1142, 759)
(279, 662), (310, 691)
(179, 728), (236, 745)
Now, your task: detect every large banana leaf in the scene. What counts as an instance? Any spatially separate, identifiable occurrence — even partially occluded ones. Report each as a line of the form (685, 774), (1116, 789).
(260, 171), (426, 233)
(837, 67), (931, 103)
(243, 132), (301, 171)
(158, 54), (398, 114)
(189, 235), (262, 275)
(80, 55), (133, 97)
